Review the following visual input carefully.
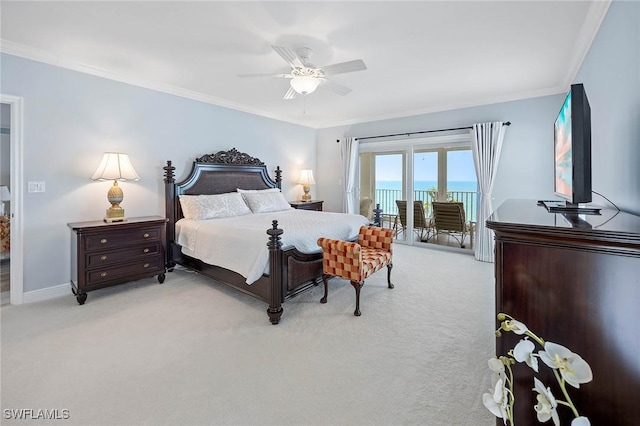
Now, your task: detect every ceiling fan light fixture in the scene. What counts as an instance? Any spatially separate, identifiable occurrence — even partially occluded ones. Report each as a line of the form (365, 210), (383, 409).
(290, 76), (320, 95)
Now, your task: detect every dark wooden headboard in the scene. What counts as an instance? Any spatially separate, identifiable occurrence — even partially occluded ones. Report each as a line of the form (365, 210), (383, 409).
(163, 148), (282, 245)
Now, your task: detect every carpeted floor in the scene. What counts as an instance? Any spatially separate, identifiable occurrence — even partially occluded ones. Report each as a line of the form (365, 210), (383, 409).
(1, 244), (495, 426)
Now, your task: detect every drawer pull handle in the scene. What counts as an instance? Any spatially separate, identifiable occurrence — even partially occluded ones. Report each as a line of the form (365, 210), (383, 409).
(143, 233), (150, 238)
(143, 263), (150, 268)
(100, 272), (107, 277)
(143, 248), (150, 253)
(100, 255), (108, 261)
(100, 238), (108, 244)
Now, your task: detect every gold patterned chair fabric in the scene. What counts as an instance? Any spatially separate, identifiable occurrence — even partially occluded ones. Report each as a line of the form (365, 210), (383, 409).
(317, 225), (394, 316)
(0, 216), (9, 253)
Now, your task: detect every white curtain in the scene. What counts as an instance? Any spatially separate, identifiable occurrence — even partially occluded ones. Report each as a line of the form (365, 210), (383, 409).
(471, 122), (507, 262)
(341, 137), (359, 214)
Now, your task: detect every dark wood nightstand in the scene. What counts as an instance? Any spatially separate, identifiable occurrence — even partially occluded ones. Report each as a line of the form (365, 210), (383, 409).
(68, 216), (167, 305)
(289, 200), (323, 211)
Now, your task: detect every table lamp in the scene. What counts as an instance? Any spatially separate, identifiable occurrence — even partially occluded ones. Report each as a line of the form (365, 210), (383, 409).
(298, 169), (315, 202)
(91, 152), (140, 222)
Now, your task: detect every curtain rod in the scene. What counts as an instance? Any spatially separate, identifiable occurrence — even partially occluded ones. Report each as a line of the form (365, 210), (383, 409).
(341, 121), (511, 142)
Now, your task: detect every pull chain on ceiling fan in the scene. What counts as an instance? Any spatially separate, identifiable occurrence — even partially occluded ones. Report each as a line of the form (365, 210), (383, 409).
(238, 45), (367, 99)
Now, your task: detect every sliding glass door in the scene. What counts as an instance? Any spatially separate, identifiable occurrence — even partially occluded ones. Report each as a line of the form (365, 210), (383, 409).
(360, 151), (407, 242)
(359, 133), (476, 247)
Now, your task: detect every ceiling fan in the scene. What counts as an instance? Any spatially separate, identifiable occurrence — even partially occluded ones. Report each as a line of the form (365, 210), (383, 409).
(238, 45), (367, 99)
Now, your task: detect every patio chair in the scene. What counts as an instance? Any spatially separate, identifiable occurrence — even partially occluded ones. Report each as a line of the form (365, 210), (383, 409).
(394, 200), (430, 241)
(429, 202), (472, 248)
(359, 197), (374, 220)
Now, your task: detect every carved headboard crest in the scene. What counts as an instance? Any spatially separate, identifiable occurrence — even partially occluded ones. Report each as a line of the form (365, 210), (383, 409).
(195, 148), (264, 166)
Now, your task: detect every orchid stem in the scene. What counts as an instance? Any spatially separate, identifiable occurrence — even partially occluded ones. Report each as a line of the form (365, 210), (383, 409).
(553, 368), (580, 418)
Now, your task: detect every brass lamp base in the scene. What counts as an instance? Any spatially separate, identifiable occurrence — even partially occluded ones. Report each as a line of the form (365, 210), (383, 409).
(104, 207), (126, 223)
(104, 180), (126, 222)
(301, 185), (311, 202)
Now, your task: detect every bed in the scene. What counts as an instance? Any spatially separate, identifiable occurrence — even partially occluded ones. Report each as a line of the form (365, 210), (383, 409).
(164, 148), (372, 324)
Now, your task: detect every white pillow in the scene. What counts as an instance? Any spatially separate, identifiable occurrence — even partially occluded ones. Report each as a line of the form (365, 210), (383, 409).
(237, 187), (281, 193)
(179, 193), (252, 220)
(241, 191), (293, 213)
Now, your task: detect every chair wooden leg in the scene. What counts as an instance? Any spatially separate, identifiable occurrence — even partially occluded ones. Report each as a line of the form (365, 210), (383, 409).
(350, 280), (363, 316)
(387, 263), (394, 289)
(320, 274), (330, 304)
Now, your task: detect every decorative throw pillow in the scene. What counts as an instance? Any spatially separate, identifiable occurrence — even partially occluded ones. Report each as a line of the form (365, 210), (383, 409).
(237, 188), (281, 193)
(179, 193), (252, 220)
(240, 191), (292, 213)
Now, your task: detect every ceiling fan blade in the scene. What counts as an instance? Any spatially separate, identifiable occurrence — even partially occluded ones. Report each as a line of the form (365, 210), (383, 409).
(319, 79), (352, 96)
(271, 45), (305, 69)
(283, 86), (297, 100)
(319, 59), (367, 76)
(237, 73), (292, 78)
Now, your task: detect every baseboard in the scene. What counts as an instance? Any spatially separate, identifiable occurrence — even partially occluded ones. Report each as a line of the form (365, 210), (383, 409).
(22, 283), (69, 304)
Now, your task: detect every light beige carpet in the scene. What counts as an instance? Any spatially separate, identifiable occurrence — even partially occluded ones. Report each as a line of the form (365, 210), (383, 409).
(1, 244), (495, 426)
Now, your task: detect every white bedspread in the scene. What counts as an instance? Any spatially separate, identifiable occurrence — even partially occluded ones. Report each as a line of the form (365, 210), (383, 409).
(176, 209), (369, 284)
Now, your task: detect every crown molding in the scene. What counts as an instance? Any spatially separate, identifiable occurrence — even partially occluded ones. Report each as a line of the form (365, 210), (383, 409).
(562, 0), (612, 89)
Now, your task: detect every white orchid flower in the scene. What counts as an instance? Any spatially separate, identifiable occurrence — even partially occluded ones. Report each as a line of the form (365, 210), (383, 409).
(513, 338), (539, 372)
(533, 377), (560, 426)
(488, 357), (505, 375)
(571, 417), (591, 426)
(483, 377), (509, 423)
(503, 319), (529, 335)
(539, 342), (593, 388)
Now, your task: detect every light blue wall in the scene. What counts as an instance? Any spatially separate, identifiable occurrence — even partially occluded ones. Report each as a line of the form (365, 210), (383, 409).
(573, 0), (639, 215)
(1, 53), (316, 293)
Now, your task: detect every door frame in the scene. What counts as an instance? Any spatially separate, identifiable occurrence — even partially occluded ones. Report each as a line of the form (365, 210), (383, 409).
(1, 95), (24, 305)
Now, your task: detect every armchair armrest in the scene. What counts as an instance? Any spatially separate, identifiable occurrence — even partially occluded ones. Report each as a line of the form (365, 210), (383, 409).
(317, 237), (361, 257)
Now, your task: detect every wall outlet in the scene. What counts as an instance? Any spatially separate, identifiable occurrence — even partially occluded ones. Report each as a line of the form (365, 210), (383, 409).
(28, 181), (46, 193)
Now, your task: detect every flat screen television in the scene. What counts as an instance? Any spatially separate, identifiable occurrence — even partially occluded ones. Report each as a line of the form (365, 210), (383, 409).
(544, 83), (598, 214)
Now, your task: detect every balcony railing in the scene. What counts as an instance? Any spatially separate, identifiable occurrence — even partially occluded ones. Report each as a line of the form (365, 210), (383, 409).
(374, 188), (478, 223)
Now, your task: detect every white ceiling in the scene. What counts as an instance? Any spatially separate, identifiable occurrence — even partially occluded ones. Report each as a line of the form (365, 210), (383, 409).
(0, 1), (611, 129)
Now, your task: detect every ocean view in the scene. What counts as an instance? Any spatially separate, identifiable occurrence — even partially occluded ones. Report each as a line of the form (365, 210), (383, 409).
(376, 180), (478, 192)
(373, 180), (479, 219)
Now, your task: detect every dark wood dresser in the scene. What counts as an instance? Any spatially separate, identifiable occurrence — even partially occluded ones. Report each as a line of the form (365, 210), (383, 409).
(68, 216), (167, 304)
(486, 200), (640, 426)
(289, 200), (323, 211)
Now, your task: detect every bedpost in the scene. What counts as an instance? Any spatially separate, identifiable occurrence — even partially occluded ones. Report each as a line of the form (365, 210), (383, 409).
(266, 220), (284, 325)
(275, 166), (282, 190)
(163, 161), (176, 269)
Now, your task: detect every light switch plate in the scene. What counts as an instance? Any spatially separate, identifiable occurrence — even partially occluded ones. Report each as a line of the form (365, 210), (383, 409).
(28, 181), (46, 193)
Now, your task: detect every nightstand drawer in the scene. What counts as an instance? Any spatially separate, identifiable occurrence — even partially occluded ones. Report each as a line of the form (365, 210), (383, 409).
(86, 243), (162, 268)
(86, 257), (164, 286)
(84, 226), (161, 251)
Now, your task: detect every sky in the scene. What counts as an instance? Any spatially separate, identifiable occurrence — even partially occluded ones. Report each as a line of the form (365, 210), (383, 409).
(375, 150), (477, 181)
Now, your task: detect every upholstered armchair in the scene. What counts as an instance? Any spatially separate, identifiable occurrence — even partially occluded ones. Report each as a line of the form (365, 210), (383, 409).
(317, 225), (394, 316)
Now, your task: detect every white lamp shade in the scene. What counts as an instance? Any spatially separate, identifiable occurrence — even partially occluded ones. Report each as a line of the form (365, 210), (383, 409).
(298, 169), (316, 185)
(0, 186), (10, 201)
(91, 152), (140, 181)
(290, 76), (320, 95)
